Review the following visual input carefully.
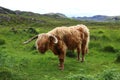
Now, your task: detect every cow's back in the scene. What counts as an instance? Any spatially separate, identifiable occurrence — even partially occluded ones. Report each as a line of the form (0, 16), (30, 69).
(48, 27), (83, 50)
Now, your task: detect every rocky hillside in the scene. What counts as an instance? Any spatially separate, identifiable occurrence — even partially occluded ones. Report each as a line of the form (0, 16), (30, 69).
(0, 6), (77, 27)
(0, 6), (67, 18)
(0, 6), (16, 14)
(43, 13), (67, 18)
(72, 15), (120, 22)
(1, 6), (120, 28)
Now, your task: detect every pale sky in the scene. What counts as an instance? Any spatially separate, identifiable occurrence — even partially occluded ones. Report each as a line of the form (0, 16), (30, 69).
(0, 0), (120, 17)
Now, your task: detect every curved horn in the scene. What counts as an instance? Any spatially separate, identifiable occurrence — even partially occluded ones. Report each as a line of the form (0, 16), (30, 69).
(23, 35), (38, 44)
(48, 34), (58, 44)
(52, 35), (58, 44)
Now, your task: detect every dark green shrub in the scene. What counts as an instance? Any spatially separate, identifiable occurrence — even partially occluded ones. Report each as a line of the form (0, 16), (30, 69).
(66, 74), (95, 80)
(90, 35), (99, 40)
(98, 30), (104, 34)
(89, 42), (101, 49)
(0, 39), (5, 45)
(23, 27), (38, 34)
(19, 58), (30, 69)
(115, 53), (120, 62)
(0, 51), (7, 67)
(10, 27), (18, 34)
(0, 50), (17, 68)
(0, 67), (12, 80)
(31, 44), (36, 50)
(44, 75), (60, 80)
(30, 45), (38, 54)
(0, 67), (28, 80)
(0, 51), (28, 80)
(97, 69), (120, 80)
(28, 27), (37, 34)
(32, 50), (38, 55)
(90, 34), (110, 41)
(103, 45), (116, 53)
(26, 27), (38, 34)
(101, 35), (110, 41)
(116, 38), (120, 42)
(66, 50), (76, 58)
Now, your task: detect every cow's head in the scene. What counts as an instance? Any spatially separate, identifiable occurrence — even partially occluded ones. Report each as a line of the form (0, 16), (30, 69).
(36, 33), (58, 54)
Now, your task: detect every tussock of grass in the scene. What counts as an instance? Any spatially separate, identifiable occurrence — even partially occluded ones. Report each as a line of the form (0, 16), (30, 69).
(97, 69), (120, 80)
(0, 67), (28, 80)
(102, 45), (116, 53)
(66, 73), (94, 80)
(0, 39), (5, 45)
(98, 30), (104, 34)
(66, 50), (76, 58)
(24, 27), (38, 34)
(115, 53), (120, 62)
(101, 35), (110, 41)
(90, 34), (110, 41)
(66, 69), (120, 80)
(89, 42), (102, 49)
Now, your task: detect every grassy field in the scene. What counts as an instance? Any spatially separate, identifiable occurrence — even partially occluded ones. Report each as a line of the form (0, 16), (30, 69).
(0, 24), (120, 80)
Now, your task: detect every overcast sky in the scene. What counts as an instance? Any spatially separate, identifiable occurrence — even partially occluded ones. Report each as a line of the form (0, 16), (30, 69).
(0, 0), (120, 17)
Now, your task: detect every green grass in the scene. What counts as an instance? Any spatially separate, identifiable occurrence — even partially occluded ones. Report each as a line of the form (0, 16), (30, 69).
(0, 13), (120, 79)
(1, 11), (120, 79)
(0, 24), (120, 80)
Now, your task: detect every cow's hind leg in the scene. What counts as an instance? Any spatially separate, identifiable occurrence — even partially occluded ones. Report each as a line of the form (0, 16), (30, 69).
(77, 47), (81, 61)
(81, 41), (87, 62)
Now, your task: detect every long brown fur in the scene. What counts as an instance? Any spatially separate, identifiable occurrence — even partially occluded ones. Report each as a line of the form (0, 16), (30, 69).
(24, 24), (90, 70)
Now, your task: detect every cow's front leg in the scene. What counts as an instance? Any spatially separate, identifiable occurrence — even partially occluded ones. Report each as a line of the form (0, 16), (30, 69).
(58, 53), (65, 70)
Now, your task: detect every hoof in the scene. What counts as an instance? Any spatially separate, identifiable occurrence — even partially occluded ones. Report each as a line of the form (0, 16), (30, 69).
(58, 64), (60, 67)
(81, 60), (84, 63)
(77, 59), (80, 61)
(58, 65), (64, 70)
(59, 66), (64, 70)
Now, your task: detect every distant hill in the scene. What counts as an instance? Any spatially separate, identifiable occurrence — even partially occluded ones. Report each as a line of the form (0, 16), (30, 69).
(43, 13), (67, 18)
(72, 15), (120, 22)
(0, 6), (79, 27)
(1, 6), (120, 27)
(0, 6), (16, 14)
(0, 6), (67, 18)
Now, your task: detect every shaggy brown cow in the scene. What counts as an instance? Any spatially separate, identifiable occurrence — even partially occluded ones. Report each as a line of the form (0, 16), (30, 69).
(24, 24), (90, 70)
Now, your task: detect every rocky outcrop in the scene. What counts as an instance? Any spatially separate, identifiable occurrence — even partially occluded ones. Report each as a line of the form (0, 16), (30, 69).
(0, 6), (16, 14)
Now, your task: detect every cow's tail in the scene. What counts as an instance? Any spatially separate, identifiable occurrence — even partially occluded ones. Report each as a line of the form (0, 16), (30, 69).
(78, 25), (90, 53)
(23, 35), (38, 44)
(83, 27), (90, 53)
(85, 31), (90, 53)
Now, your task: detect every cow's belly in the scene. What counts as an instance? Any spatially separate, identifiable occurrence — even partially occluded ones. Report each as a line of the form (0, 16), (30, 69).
(64, 39), (81, 50)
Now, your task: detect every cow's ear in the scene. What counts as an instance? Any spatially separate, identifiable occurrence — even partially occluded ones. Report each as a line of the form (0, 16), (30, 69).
(49, 35), (58, 44)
